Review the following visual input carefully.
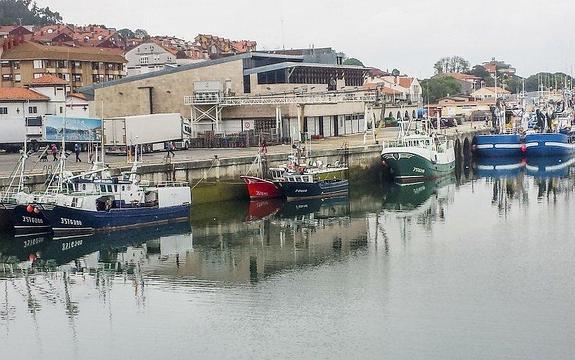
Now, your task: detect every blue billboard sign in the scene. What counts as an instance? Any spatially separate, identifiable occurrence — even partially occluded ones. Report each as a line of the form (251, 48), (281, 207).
(43, 116), (102, 143)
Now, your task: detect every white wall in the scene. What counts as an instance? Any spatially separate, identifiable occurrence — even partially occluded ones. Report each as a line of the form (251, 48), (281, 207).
(66, 97), (90, 118)
(0, 100), (48, 142)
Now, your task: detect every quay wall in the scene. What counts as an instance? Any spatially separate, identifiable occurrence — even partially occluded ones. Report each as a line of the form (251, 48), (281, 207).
(0, 129), (487, 204)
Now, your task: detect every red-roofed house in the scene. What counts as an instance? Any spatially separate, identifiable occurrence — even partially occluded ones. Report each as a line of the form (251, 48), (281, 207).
(193, 34), (256, 59)
(0, 25), (33, 40)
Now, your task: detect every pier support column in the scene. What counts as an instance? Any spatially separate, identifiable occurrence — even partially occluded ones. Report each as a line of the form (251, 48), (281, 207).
(297, 105), (305, 142)
(276, 106), (283, 140)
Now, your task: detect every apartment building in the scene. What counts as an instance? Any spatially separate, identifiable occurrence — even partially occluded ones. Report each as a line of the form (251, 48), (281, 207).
(0, 40), (126, 91)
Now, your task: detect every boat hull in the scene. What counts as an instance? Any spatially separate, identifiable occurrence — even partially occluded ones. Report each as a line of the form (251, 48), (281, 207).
(40, 204), (191, 236)
(0, 203), (52, 236)
(381, 151), (455, 183)
(240, 176), (283, 199)
(276, 180), (349, 201)
(474, 134), (524, 157)
(524, 133), (575, 157)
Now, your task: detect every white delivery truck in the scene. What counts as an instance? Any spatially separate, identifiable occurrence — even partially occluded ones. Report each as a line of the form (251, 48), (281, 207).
(103, 113), (191, 154)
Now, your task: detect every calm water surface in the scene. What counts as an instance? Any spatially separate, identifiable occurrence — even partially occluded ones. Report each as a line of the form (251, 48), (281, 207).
(1, 159), (575, 359)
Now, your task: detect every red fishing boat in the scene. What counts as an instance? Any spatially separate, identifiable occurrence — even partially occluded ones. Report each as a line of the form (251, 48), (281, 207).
(240, 175), (283, 199)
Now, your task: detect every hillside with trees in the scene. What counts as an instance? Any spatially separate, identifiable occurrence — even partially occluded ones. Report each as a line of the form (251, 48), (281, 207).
(0, 0), (62, 25)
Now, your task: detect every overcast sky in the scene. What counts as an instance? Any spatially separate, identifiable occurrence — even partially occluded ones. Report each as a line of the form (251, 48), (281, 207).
(37, 0), (575, 78)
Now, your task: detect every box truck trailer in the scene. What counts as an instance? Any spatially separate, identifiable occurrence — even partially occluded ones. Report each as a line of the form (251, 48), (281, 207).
(103, 113), (191, 154)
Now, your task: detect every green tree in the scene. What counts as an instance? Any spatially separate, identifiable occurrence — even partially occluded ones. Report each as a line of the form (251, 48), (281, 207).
(391, 68), (400, 76)
(420, 76), (462, 104)
(343, 58), (364, 67)
(0, 0), (62, 25)
(134, 28), (149, 39)
(117, 28), (135, 39)
(468, 65), (494, 86)
(434, 56), (469, 74)
(504, 75), (524, 94)
(524, 72), (574, 92)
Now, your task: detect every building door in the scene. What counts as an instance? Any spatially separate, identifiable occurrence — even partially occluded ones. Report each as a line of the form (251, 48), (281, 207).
(333, 116), (339, 136)
(318, 116), (324, 136)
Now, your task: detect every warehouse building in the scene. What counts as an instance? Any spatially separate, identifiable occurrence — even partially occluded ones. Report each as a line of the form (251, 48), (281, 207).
(79, 51), (375, 141)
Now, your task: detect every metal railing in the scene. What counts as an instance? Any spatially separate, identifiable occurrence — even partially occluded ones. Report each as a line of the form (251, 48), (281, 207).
(184, 91), (377, 106)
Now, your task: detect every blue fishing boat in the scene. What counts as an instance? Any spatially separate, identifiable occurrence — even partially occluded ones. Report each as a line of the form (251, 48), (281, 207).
(275, 173), (348, 201)
(473, 99), (526, 158)
(473, 134), (524, 157)
(0, 202), (52, 236)
(39, 183), (191, 236)
(524, 133), (575, 157)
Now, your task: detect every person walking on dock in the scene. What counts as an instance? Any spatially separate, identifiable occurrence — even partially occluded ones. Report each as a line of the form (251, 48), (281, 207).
(50, 143), (58, 161)
(168, 141), (176, 158)
(74, 143), (82, 162)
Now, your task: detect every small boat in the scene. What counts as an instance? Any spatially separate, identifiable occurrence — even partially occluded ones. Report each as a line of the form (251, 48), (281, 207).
(381, 118), (455, 183)
(276, 173), (349, 201)
(241, 144), (348, 200)
(240, 175), (283, 199)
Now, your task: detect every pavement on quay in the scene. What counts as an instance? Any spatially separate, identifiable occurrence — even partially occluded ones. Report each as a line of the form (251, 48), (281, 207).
(0, 123), (485, 178)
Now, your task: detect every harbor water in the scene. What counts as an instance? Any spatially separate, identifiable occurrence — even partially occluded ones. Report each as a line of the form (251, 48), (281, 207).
(1, 159), (575, 359)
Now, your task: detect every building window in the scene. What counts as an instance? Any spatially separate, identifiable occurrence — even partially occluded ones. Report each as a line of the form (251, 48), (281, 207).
(2, 74), (12, 81)
(73, 74), (82, 82)
(1, 61), (10, 68)
(0, 107), (7, 115)
(140, 56), (149, 65)
(28, 106), (38, 114)
(92, 62), (99, 70)
(12, 61), (20, 69)
(33, 60), (44, 69)
(57, 60), (68, 68)
(59, 107), (63, 114)
(107, 63), (114, 70)
(92, 74), (105, 83)
(14, 74), (21, 82)
(33, 73), (43, 79)
(72, 61), (82, 68)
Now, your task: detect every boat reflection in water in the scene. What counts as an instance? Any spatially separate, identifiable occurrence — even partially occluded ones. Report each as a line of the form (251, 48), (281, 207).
(0, 222), (193, 272)
(379, 176), (456, 242)
(472, 155), (575, 215)
(473, 157), (526, 178)
(189, 196), (366, 283)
